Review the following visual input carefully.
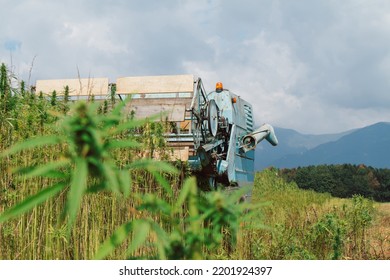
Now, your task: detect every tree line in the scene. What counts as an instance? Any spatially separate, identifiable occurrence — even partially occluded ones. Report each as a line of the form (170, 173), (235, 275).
(278, 164), (390, 202)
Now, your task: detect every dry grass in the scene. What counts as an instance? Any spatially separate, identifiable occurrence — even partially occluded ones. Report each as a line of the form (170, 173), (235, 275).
(369, 203), (390, 258)
(229, 170), (390, 260)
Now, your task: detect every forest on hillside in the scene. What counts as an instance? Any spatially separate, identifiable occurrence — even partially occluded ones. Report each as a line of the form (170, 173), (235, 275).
(279, 164), (390, 202)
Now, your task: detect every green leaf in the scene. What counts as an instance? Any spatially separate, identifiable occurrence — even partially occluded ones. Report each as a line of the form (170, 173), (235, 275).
(149, 221), (168, 260)
(127, 160), (178, 196)
(149, 170), (173, 197)
(88, 101), (101, 113)
(226, 186), (252, 203)
(106, 118), (148, 136)
(127, 220), (151, 255)
(85, 182), (106, 193)
(86, 126), (104, 148)
(173, 176), (196, 215)
(107, 139), (141, 149)
(0, 182), (66, 223)
(65, 157), (88, 234)
(94, 221), (133, 260)
(13, 159), (71, 179)
(97, 114), (121, 123)
(137, 194), (172, 215)
(118, 170), (131, 197)
(0, 135), (60, 157)
(110, 99), (128, 116)
(146, 160), (179, 174)
(186, 177), (200, 235)
(101, 162), (120, 195)
(128, 159), (178, 174)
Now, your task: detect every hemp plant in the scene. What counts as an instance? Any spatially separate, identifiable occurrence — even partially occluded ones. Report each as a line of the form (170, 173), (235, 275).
(1, 97), (254, 260)
(0, 99), (173, 235)
(94, 180), (257, 260)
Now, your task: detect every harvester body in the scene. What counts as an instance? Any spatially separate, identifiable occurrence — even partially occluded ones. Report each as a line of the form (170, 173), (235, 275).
(186, 77), (278, 189)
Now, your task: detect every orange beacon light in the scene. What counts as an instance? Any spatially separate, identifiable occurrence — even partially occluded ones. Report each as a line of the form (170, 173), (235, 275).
(216, 82), (223, 92)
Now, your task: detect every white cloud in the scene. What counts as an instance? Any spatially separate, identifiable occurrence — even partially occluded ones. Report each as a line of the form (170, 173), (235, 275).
(183, 31), (308, 130)
(57, 21), (128, 54)
(1, 0), (390, 133)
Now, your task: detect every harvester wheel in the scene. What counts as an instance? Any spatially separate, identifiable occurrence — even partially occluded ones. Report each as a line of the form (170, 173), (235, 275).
(207, 99), (219, 137)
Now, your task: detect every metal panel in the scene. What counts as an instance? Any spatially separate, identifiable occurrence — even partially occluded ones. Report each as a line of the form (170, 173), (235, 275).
(35, 78), (109, 96)
(227, 124), (237, 183)
(235, 150), (255, 184)
(116, 74), (194, 94)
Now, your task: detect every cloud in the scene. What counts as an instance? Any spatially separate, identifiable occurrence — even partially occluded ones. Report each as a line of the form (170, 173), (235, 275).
(182, 31), (308, 127)
(183, 0), (390, 133)
(1, 0), (389, 133)
(277, 0), (390, 109)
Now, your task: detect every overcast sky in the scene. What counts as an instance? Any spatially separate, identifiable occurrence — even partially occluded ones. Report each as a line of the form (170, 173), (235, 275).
(1, 0), (390, 134)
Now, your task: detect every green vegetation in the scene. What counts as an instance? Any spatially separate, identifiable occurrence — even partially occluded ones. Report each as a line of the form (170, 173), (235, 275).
(246, 170), (388, 260)
(279, 165), (390, 202)
(0, 63), (252, 259)
(0, 63), (388, 260)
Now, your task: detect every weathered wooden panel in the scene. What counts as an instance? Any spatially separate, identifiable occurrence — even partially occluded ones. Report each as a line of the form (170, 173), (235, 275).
(144, 146), (189, 161)
(180, 120), (191, 130)
(128, 98), (192, 106)
(36, 78), (109, 96)
(116, 74), (194, 94)
(129, 104), (186, 122)
(171, 146), (189, 161)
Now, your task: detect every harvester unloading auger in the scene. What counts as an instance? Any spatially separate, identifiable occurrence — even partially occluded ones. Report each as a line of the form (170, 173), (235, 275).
(35, 74), (278, 193)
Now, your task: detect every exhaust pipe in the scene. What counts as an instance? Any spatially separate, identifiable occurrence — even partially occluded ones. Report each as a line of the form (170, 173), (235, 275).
(241, 123), (278, 153)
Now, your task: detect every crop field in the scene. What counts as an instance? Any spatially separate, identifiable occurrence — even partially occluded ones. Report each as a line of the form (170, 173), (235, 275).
(0, 63), (388, 260)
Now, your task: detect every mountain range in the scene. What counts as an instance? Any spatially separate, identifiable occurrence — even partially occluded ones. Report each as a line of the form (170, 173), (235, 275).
(254, 122), (390, 170)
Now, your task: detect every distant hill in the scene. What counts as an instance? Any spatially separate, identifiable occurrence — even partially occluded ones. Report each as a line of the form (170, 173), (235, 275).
(255, 122), (390, 169)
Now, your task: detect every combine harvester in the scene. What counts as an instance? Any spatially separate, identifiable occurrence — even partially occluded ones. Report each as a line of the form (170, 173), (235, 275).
(36, 74), (278, 194)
